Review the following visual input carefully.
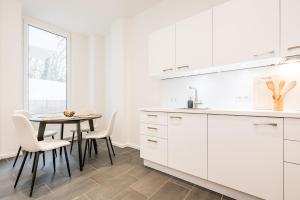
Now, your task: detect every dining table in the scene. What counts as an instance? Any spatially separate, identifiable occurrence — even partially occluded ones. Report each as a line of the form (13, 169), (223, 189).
(30, 113), (102, 171)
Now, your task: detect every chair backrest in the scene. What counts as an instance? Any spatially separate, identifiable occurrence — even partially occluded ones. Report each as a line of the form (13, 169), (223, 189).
(14, 110), (31, 119)
(12, 114), (40, 152)
(106, 112), (117, 137)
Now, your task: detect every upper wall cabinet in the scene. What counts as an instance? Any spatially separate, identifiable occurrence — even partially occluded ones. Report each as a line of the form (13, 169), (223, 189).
(213, 0), (280, 66)
(281, 0), (300, 57)
(175, 9), (213, 72)
(148, 25), (175, 76)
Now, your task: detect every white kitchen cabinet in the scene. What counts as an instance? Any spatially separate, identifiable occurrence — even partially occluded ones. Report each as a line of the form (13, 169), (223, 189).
(140, 135), (167, 166)
(175, 9), (212, 71)
(208, 115), (283, 200)
(148, 25), (175, 76)
(285, 162), (300, 200)
(281, 0), (300, 56)
(213, 0), (280, 66)
(168, 113), (207, 179)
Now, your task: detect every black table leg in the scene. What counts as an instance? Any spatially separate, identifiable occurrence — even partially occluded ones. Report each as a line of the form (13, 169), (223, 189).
(88, 119), (98, 155)
(60, 123), (64, 156)
(37, 122), (46, 141)
(77, 121), (83, 171)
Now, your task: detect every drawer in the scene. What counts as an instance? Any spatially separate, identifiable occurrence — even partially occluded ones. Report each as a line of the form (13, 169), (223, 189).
(140, 123), (167, 139)
(285, 162), (300, 200)
(140, 135), (167, 166)
(285, 140), (300, 164)
(284, 118), (300, 141)
(140, 112), (167, 125)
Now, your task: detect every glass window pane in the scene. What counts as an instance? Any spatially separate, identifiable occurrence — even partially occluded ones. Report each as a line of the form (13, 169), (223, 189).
(28, 25), (67, 113)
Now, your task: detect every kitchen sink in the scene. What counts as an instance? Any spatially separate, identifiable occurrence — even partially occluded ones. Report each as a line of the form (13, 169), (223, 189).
(177, 107), (210, 110)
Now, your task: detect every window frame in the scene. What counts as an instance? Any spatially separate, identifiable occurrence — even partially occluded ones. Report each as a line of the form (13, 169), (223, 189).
(23, 17), (71, 114)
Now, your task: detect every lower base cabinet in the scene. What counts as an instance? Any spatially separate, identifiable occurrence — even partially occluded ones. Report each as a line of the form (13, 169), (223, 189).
(208, 115), (283, 200)
(285, 163), (300, 200)
(140, 135), (167, 166)
(168, 113), (207, 179)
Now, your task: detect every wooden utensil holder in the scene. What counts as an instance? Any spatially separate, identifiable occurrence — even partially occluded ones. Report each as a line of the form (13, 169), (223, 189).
(273, 97), (284, 111)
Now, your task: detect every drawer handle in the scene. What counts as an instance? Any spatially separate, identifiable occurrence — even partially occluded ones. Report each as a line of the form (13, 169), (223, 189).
(177, 65), (189, 70)
(253, 50), (275, 57)
(288, 46), (300, 51)
(170, 116), (182, 119)
(147, 114), (158, 117)
(147, 139), (158, 143)
(162, 68), (173, 72)
(147, 127), (158, 130)
(253, 123), (278, 127)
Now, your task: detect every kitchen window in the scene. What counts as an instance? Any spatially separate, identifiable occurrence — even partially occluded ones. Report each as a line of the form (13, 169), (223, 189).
(24, 19), (70, 114)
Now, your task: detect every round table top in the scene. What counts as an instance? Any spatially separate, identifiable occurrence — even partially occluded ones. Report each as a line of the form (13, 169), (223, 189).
(30, 114), (102, 123)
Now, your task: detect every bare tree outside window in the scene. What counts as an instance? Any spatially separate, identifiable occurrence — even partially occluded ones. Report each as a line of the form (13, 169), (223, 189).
(28, 25), (67, 113)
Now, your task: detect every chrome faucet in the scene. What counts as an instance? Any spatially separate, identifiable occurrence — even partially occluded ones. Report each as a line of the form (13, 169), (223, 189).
(189, 86), (202, 108)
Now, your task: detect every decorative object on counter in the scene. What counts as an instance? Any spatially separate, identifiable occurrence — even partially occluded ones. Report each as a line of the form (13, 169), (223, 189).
(266, 80), (297, 111)
(187, 97), (194, 108)
(63, 111), (75, 117)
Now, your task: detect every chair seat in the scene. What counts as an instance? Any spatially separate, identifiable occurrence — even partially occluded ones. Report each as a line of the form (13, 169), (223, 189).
(43, 130), (57, 137)
(83, 130), (107, 139)
(70, 128), (90, 133)
(38, 140), (70, 151)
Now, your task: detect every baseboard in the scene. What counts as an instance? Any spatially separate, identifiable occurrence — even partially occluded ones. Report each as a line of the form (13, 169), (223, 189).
(126, 143), (140, 150)
(0, 152), (19, 160)
(111, 141), (140, 150)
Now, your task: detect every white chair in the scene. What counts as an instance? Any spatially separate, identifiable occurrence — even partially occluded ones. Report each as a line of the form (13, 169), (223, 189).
(13, 110), (58, 168)
(12, 114), (71, 197)
(82, 112), (117, 165)
(69, 122), (90, 154)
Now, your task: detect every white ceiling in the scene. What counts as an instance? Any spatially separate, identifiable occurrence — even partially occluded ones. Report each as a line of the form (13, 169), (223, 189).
(22, 0), (161, 35)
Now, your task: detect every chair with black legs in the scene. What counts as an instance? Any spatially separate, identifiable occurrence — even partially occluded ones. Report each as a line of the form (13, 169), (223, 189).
(12, 110), (58, 168)
(82, 112), (117, 166)
(12, 114), (71, 197)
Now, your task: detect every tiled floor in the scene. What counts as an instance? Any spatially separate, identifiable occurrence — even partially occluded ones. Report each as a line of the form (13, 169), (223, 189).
(0, 140), (234, 200)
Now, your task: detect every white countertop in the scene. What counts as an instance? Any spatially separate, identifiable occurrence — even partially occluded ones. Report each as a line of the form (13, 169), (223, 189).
(140, 107), (300, 118)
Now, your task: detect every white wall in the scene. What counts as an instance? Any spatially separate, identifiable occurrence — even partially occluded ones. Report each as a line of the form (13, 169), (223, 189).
(0, 0), (23, 159)
(104, 0), (300, 148)
(104, 19), (129, 147)
(0, 0), (106, 158)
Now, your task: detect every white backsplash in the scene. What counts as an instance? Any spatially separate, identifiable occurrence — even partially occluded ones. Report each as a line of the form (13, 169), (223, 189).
(160, 63), (300, 110)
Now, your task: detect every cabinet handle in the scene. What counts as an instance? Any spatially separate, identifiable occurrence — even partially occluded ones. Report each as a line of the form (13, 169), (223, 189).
(253, 50), (275, 57)
(177, 65), (189, 70)
(147, 139), (158, 143)
(170, 116), (182, 119)
(253, 123), (278, 127)
(147, 127), (158, 130)
(288, 46), (300, 51)
(162, 68), (173, 72)
(147, 114), (157, 117)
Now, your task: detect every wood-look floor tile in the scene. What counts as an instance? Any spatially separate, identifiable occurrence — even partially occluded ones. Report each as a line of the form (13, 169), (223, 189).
(149, 182), (189, 200)
(39, 179), (98, 200)
(86, 173), (138, 200)
(169, 177), (194, 190)
(127, 165), (152, 179)
(185, 186), (222, 200)
(112, 188), (147, 200)
(130, 170), (170, 198)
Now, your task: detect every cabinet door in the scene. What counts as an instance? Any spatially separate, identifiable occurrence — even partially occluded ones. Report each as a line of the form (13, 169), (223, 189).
(140, 135), (167, 166)
(176, 9), (212, 71)
(168, 113), (207, 179)
(148, 25), (175, 76)
(285, 163), (300, 200)
(213, 0), (280, 66)
(208, 115), (283, 200)
(281, 0), (300, 56)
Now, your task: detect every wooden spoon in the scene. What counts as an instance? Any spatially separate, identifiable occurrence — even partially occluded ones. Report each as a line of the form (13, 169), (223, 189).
(282, 81), (297, 99)
(278, 80), (286, 96)
(266, 81), (278, 99)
